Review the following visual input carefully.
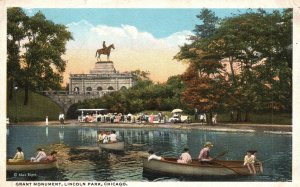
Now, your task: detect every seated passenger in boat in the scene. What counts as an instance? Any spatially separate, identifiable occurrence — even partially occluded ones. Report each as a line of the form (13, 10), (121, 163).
(198, 141), (214, 161)
(102, 131), (111, 143)
(45, 151), (57, 161)
(109, 130), (117, 143)
(98, 131), (107, 142)
(244, 150), (256, 175)
(177, 148), (192, 164)
(244, 150), (263, 174)
(8, 147), (24, 162)
(31, 148), (47, 162)
(148, 150), (164, 161)
(253, 151), (264, 174)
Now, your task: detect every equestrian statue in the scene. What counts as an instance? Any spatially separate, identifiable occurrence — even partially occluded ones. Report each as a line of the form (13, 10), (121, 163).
(95, 41), (115, 61)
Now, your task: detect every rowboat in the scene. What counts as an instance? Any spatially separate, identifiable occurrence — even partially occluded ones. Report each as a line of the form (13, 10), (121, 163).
(98, 142), (125, 151)
(143, 157), (263, 177)
(7, 160), (58, 171)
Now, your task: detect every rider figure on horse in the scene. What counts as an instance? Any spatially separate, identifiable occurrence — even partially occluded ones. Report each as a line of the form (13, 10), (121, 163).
(96, 41), (115, 61)
(102, 41), (107, 50)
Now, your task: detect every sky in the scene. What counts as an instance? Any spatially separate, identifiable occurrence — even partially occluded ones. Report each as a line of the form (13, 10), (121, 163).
(23, 8), (278, 84)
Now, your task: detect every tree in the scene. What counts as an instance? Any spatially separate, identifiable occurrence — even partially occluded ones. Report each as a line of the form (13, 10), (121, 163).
(208, 9), (292, 116)
(175, 8), (292, 123)
(193, 8), (220, 39)
(7, 8), (27, 100)
(7, 8), (73, 105)
(254, 9), (292, 112)
(175, 9), (225, 124)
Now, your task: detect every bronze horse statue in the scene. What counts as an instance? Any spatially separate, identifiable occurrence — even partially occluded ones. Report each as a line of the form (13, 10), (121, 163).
(95, 44), (115, 61)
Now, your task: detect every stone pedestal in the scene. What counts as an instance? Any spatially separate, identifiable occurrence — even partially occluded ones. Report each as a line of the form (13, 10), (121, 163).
(90, 61), (116, 74)
(69, 60), (135, 95)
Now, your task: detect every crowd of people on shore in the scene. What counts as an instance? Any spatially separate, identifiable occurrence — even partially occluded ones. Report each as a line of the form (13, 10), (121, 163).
(77, 111), (218, 125)
(8, 147), (57, 163)
(147, 141), (263, 175)
(79, 112), (169, 124)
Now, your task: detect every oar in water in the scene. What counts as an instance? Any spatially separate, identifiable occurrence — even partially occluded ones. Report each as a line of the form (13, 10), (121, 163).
(208, 151), (246, 175)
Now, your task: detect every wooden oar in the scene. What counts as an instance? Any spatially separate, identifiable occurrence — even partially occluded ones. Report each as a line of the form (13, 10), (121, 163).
(211, 160), (246, 175)
(211, 151), (228, 160)
(211, 151), (247, 175)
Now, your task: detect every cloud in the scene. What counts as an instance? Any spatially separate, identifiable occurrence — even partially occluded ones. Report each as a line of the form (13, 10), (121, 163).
(64, 20), (192, 83)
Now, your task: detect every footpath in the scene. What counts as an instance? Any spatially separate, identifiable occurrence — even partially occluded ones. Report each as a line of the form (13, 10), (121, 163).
(14, 120), (292, 134)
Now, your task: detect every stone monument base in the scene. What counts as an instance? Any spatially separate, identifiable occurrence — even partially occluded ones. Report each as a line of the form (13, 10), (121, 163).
(90, 61), (116, 74)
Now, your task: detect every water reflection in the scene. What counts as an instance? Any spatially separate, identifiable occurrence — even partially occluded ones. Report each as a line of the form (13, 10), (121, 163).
(59, 128), (64, 143)
(45, 127), (48, 137)
(7, 126), (292, 181)
(78, 128), (97, 143)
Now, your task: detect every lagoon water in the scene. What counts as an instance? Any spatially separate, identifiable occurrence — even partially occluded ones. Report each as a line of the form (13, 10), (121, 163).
(7, 125), (292, 181)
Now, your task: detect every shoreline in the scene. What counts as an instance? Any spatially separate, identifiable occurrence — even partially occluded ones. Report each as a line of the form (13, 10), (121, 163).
(9, 120), (292, 135)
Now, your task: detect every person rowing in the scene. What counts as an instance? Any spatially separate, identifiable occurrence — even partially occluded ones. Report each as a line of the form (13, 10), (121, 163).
(198, 141), (214, 161)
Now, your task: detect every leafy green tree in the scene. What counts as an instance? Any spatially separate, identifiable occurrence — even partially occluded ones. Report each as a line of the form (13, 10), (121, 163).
(7, 9), (73, 105)
(7, 8), (27, 100)
(175, 8), (292, 123)
(175, 9), (225, 124)
(208, 9), (292, 118)
(255, 9), (292, 112)
(193, 8), (220, 38)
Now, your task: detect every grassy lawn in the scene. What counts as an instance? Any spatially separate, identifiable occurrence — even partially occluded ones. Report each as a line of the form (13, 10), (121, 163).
(7, 89), (62, 122)
(218, 112), (292, 125)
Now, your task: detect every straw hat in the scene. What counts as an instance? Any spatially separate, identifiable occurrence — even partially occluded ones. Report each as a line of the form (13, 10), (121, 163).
(204, 141), (213, 147)
(247, 150), (257, 154)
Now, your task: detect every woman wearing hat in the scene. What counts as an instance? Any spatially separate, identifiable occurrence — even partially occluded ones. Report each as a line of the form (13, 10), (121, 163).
(198, 141), (214, 161)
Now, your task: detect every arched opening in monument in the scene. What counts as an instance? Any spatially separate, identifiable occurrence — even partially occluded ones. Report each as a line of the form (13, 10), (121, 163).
(108, 86), (114, 90)
(74, 87), (80, 94)
(120, 86), (127, 90)
(86, 87), (92, 94)
(97, 86), (103, 91)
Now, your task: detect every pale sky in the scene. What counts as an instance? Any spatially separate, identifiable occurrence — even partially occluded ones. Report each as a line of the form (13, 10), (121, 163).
(23, 8), (279, 84)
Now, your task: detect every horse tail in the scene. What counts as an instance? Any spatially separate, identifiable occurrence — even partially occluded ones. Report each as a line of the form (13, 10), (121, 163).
(95, 51), (98, 58)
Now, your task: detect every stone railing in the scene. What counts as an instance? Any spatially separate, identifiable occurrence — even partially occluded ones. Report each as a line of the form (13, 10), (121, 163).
(70, 73), (133, 78)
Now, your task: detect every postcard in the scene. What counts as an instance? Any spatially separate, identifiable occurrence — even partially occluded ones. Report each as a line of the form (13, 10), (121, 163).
(1, 0), (299, 187)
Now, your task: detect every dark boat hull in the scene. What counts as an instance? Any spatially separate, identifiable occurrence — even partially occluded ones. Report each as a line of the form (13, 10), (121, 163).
(143, 157), (262, 177)
(99, 142), (125, 151)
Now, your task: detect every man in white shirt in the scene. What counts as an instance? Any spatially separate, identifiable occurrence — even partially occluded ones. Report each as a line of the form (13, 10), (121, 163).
(148, 150), (164, 161)
(59, 112), (65, 124)
(31, 148), (47, 162)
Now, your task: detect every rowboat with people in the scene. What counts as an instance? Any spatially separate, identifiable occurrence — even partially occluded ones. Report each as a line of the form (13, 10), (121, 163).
(143, 157), (263, 177)
(7, 160), (58, 171)
(98, 142), (125, 151)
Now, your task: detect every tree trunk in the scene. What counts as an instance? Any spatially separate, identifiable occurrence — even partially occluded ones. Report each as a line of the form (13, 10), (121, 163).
(24, 84), (29, 105)
(8, 79), (13, 100)
(209, 112), (213, 125)
(236, 110), (242, 122)
(229, 56), (237, 85)
(244, 110), (250, 122)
